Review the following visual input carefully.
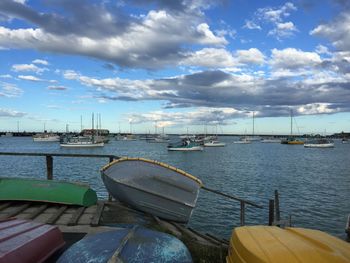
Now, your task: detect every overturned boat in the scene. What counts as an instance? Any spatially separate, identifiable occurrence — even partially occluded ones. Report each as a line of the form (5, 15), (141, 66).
(101, 158), (203, 223)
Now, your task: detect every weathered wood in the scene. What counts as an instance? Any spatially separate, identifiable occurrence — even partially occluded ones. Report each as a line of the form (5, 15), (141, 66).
(274, 190), (280, 222)
(268, 199), (274, 226)
(240, 201), (245, 226)
(26, 204), (48, 220)
(202, 186), (263, 208)
(68, 207), (86, 226)
(0, 152), (119, 159)
(206, 233), (229, 246)
(91, 202), (105, 226)
(0, 202), (12, 212)
(46, 155), (53, 180)
(47, 206), (68, 224)
(2, 203), (30, 219)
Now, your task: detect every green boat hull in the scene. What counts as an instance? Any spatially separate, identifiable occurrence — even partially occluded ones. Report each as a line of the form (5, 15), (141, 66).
(0, 177), (97, 207)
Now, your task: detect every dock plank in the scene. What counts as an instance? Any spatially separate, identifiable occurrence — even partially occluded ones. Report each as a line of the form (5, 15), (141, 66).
(46, 206), (68, 224)
(0, 202), (11, 212)
(26, 204), (48, 220)
(90, 202), (105, 226)
(68, 207), (86, 226)
(0, 203), (30, 219)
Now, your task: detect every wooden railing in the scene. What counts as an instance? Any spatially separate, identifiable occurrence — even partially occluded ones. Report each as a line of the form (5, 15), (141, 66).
(0, 151), (263, 226)
(0, 152), (119, 180)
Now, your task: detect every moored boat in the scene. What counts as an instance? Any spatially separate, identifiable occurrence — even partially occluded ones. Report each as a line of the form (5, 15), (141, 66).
(204, 140), (226, 147)
(60, 135), (104, 147)
(101, 158), (203, 223)
(227, 226), (350, 263)
(233, 137), (251, 144)
(33, 133), (60, 142)
(281, 137), (304, 145)
(0, 177), (97, 206)
(304, 138), (334, 148)
(168, 140), (203, 151)
(57, 226), (192, 263)
(0, 218), (65, 263)
(261, 137), (281, 143)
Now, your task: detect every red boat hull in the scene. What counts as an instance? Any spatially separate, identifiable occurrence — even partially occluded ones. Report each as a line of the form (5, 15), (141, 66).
(0, 218), (65, 263)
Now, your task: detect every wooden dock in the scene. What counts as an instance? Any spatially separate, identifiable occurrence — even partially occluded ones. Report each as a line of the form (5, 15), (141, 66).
(0, 200), (228, 262)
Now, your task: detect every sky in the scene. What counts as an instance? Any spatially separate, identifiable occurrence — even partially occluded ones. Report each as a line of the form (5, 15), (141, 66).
(1, 0), (350, 135)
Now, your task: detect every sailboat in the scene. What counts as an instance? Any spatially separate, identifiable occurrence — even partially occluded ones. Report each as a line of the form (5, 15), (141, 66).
(246, 112), (260, 141)
(203, 125), (226, 147)
(281, 110), (304, 145)
(60, 114), (104, 147)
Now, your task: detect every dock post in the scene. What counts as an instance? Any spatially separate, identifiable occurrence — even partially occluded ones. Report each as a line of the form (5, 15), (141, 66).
(46, 155), (53, 180)
(268, 199), (274, 226)
(274, 190), (280, 223)
(240, 201), (245, 226)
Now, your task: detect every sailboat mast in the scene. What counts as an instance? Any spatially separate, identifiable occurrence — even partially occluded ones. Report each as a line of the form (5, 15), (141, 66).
(290, 109), (293, 136)
(252, 111), (255, 136)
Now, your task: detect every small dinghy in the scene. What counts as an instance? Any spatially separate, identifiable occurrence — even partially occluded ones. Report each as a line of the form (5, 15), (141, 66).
(57, 226), (192, 263)
(101, 158), (203, 223)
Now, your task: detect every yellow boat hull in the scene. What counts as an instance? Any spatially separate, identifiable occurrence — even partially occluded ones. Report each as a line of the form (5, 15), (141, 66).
(227, 226), (350, 263)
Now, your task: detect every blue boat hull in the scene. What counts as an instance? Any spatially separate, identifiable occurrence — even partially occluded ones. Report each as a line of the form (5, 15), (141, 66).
(57, 226), (192, 263)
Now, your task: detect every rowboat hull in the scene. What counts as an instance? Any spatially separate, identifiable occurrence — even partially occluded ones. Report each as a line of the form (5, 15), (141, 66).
(227, 226), (350, 263)
(101, 158), (202, 223)
(0, 218), (65, 263)
(0, 177), (97, 207)
(57, 227), (192, 263)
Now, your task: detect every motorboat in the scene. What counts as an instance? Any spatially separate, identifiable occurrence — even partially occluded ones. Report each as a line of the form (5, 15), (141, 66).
(101, 158), (203, 223)
(204, 140), (226, 147)
(33, 133), (60, 142)
(260, 137), (281, 143)
(168, 140), (203, 151)
(304, 138), (334, 148)
(233, 137), (251, 144)
(60, 135), (104, 147)
(281, 137), (304, 145)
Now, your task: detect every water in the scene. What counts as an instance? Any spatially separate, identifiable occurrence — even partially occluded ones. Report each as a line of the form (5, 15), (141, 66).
(0, 136), (349, 240)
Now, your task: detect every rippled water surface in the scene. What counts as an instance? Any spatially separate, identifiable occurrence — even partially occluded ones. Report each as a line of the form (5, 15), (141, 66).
(0, 136), (349, 240)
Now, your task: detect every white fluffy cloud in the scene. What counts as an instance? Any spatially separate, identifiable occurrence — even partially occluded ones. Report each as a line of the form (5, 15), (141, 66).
(18, 75), (43, 81)
(270, 48), (322, 70)
(236, 48), (265, 65)
(11, 63), (47, 74)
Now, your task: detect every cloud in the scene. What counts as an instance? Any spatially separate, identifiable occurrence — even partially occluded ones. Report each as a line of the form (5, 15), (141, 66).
(243, 20), (261, 30)
(47, 85), (67, 90)
(181, 48), (235, 68)
(127, 107), (246, 127)
(62, 68), (350, 118)
(0, 1), (227, 69)
(0, 74), (12, 78)
(245, 2), (298, 40)
(18, 75), (43, 81)
(0, 108), (26, 117)
(236, 48), (265, 65)
(268, 21), (298, 39)
(0, 82), (23, 97)
(270, 48), (322, 70)
(310, 12), (350, 51)
(32, 59), (49, 65)
(11, 63), (47, 74)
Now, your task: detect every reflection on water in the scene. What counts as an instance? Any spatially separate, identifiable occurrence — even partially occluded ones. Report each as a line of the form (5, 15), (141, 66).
(0, 136), (349, 239)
